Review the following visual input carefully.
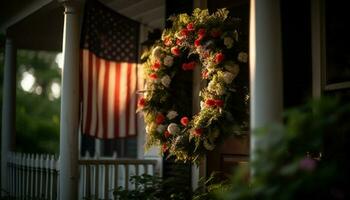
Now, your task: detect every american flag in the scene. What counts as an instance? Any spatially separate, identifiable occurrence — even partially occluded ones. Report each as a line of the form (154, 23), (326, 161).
(80, 0), (140, 139)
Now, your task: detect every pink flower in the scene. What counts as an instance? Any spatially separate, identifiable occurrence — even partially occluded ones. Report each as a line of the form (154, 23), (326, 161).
(299, 157), (316, 172)
(180, 117), (189, 126)
(171, 47), (181, 56)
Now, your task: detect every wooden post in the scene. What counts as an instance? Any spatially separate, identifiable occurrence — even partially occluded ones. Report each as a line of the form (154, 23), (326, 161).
(58, 0), (81, 199)
(1, 38), (16, 196)
(249, 0), (283, 174)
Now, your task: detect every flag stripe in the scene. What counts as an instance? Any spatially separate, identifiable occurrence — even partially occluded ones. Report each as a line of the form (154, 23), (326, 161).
(125, 63), (132, 137)
(81, 51), (139, 138)
(102, 60), (110, 139)
(91, 54), (98, 137)
(129, 63), (136, 136)
(107, 62), (116, 138)
(97, 58), (104, 138)
(114, 63), (121, 138)
(118, 63), (127, 138)
(84, 51), (93, 135)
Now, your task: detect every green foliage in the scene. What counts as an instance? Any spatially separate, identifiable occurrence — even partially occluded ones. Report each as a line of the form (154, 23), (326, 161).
(213, 97), (350, 200)
(113, 173), (191, 200)
(0, 49), (61, 154)
(15, 50), (61, 154)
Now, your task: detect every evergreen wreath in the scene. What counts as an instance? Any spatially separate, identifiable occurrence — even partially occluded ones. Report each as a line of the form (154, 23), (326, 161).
(138, 9), (249, 163)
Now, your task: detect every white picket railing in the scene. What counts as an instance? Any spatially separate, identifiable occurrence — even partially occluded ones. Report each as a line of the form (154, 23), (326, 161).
(7, 152), (59, 199)
(6, 151), (158, 200)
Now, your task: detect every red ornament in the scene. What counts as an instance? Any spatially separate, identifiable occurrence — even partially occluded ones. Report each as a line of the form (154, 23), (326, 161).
(164, 130), (171, 138)
(182, 61), (196, 71)
(138, 97), (147, 107)
(180, 117), (189, 126)
(205, 99), (216, 107)
(155, 113), (165, 124)
(198, 28), (206, 38)
(171, 47), (181, 56)
(187, 23), (195, 31)
(194, 38), (201, 47)
(215, 53), (224, 64)
(149, 73), (158, 80)
(193, 128), (203, 137)
(151, 60), (161, 71)
(162, 143), (168, 152)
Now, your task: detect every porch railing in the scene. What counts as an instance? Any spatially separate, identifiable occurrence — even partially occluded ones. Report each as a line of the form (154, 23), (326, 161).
(6, 151), (158, 200)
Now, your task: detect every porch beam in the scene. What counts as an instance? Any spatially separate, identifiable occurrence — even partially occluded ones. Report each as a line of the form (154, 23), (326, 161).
(1, 38), (17, 196)
(58, 0), (81, 199)
(249, 0), (283, 171)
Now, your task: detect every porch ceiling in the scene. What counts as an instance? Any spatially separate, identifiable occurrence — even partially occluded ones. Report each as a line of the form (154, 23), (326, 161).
(0, 0), (165, 51)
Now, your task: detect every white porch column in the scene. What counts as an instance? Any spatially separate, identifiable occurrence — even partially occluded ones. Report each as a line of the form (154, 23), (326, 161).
(1, 38), (16, 196)
(249, 0), (283, 168)
(59, 1), (81, 199)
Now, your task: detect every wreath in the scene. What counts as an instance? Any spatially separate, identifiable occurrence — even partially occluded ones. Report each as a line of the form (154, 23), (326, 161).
(138, 9), (249, 163)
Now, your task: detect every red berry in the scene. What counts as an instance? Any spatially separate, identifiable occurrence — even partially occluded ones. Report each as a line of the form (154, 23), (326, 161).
(215, 53), (224, 64)
(155, 113), (165, 124)
(180, 28), (189, 37)
(164, 130), (171, 138)
(171, 47), (181, 56)
(187, 23), (195, 31)
(205, 99), (216, 107)
(149, 73), (158, 80)
(182, 61), (196, 71)
(180, 117), (189, 126)
(138, 97), (147, 107)
(151, 60), (161, 71)
(194, 38), (201, 47)
(198, 28), (206, 38)
(162, 143), (168, 152)
(193, 128), (203, 137)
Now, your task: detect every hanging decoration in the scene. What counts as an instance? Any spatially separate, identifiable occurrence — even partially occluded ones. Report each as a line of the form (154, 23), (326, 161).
(138, 8), (248, 163)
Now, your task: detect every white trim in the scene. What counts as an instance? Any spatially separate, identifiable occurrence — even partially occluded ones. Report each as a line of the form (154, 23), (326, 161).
(325, 81), (350, 91)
